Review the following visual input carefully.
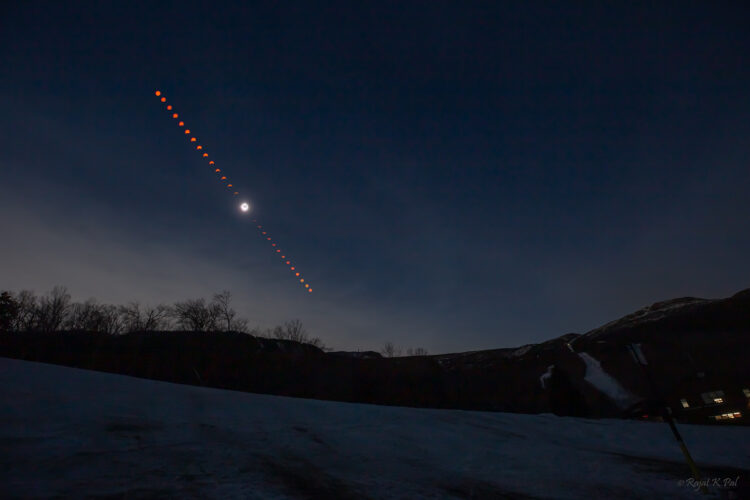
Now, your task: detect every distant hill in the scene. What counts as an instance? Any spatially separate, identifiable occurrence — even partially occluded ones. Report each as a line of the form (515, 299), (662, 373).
(1, 289), (748, 425)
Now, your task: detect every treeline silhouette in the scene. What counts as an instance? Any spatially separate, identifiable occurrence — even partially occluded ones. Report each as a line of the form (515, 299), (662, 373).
(0, 286), (551, 415)
(0, 287), (431, 357)
(0, 287), (460, 410)
(0, 286), (327, 349)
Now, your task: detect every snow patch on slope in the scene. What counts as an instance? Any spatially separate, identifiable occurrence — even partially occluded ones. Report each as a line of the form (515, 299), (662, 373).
(539, 365), (554, 389)
(577, 352), (635, 408)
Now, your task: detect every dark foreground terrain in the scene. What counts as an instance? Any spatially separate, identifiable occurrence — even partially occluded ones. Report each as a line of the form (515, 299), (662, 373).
(2, 357), (748, 499)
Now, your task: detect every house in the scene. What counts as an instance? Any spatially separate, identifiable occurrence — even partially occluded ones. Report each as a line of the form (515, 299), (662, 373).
(668, 371), (749, 425)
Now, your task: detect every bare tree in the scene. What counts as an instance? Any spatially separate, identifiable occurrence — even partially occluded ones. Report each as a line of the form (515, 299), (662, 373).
(66, 299), (127, 333)
(270, 319), (328, 350)
(381, 341), (402, 358)
(212, 290), (240, 331)
(99, 304), (124, 334)
(406, 347), (429, 356)
(120, 302), (171, 332)
(66, 299), (101, 331)
(36, 286), (71, 332)
(119, 302), (142, 332)
(12, 290), (38, 331)
(0, 291), (19, 331)
(232, 317), (249, 333)
(172, 298), (218, 332)
(307, 337), (329, 350)
(143, 304), (172, 331)
(276, 319), (307, 342)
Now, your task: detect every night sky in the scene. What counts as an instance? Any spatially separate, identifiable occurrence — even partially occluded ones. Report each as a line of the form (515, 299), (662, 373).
(2, 2), (749, 353)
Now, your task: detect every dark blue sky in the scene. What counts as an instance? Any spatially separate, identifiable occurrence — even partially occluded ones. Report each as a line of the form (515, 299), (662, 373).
(2, 1), (749, 352)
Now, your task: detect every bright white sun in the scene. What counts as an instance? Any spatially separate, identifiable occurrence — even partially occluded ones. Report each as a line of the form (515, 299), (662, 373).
(240, 202), (250, 213)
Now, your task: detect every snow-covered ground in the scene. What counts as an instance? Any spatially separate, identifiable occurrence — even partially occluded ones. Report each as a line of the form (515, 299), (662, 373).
(1, 358), (748, 499)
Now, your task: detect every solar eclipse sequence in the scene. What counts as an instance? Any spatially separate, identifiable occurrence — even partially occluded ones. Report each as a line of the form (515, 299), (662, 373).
(153, 90), (313, 293)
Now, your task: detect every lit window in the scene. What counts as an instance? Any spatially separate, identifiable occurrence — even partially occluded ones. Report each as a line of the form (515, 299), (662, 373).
(743, 388), (750, 398)
(680, 399), (690, 408)
(701, 391), (726, 405)
(710, 411), (742, 421)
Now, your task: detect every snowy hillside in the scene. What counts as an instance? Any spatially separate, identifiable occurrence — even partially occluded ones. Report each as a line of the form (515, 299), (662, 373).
(578, 297), (712, 342)
(1, 358), (748, 499)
